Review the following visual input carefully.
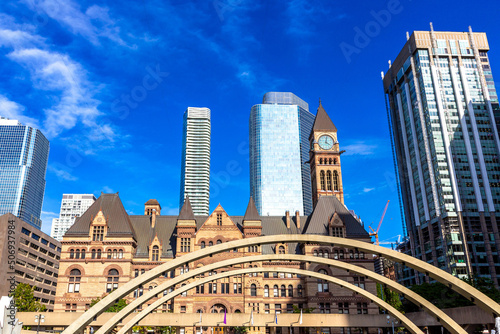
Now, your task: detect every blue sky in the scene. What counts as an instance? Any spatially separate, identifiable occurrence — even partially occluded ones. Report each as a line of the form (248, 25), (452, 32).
(1, 0), (499, 245)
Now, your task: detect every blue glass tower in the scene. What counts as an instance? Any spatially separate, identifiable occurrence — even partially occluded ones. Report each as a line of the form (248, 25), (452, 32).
(0, 118), (50, 229)
(250, 92), (315, 216)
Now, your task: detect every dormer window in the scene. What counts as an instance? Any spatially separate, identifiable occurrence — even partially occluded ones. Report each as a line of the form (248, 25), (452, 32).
(152, 246), (159, 261)
(92, 226), (104, 241)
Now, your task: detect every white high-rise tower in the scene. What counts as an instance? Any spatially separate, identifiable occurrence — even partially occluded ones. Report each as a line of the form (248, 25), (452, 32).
(179, 107), (211, 216)
(50, 194), (96, 241)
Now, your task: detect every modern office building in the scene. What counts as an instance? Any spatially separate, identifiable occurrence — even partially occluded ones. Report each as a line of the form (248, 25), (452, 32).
(0, 118), (50, 229)
(0, 213), (61, 311)
(250, 92), (315, 216)
(50, 194), (96, 241)
(383, 25), (500, 286)
(179, 107), (211, 216)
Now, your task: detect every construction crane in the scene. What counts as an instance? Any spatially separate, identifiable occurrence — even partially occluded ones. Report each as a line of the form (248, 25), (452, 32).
(369, 200), (390, 245)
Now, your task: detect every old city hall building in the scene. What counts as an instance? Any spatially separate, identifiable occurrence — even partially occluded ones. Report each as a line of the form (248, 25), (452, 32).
(54, 104), (378, 333)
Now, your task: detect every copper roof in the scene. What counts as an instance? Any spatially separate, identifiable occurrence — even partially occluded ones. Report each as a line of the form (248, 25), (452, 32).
(312, 100), (337, 132)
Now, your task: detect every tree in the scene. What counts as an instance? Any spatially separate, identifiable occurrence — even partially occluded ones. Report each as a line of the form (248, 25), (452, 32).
(376, 283), (404, 313)
(89, 297), (128, 312)
(12, 283), (46, 312)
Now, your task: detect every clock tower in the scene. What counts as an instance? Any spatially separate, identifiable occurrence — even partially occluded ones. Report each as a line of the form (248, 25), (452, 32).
(309, 100), (344, 207)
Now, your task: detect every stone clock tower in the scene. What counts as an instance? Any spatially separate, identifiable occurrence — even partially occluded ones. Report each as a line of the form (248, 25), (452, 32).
(309, 100), (344, 207)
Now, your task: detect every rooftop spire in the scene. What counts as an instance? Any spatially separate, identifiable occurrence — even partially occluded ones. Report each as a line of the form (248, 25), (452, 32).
(312, 100), (337, 132)
(178, 196), (195, 220)
(243, 197), (260, 221)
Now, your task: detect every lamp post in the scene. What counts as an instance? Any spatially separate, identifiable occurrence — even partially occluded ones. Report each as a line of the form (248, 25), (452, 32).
(34, 314), (45, 334)
(386, 315), (398, 334)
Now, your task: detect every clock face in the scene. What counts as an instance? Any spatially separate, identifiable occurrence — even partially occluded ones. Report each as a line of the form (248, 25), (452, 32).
(318, 135), (334, 150)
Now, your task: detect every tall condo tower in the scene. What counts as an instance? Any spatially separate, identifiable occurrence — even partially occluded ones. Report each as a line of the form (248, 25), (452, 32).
(179, 107), (211, 216)
(250, 92), (315, 216)
(50, 194), (96, 241)
(0, 118), (50, 229)
(383, 25), (500, 286)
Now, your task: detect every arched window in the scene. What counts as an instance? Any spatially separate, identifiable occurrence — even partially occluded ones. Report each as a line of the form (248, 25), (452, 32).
(334, 158), (337, 165)
(181, 284), (187, 297)
(68, 269), (81, 293)
(334, 250), (339, 259)
(329, 158), (333, 165)
(201, 241), (205, 249)
(251, 284), (257, 296)
(313, 250), (318, 257)
(288, 285), (293, 297)
(278, 246), (285, 254)
(264, 285), (269, 297)
(91, 249), (96, 259)
(354, 251), (359, 259)
(113, 249), (117, 259)
(273, 285), (278, 297)
(107, 249), (112, 259)
(298, 285), (303, 297)
(217, 240), (222, 245)
(349, 250), (354, 259)
(320, 171), (326, 191)
(319, 158), (323, 164)
(152, 245), (159, 261)
(317, 269), (329, 292)
(318, 250), (323, 258)
(326, 171), (332, 191)
(69, 249), (74, 259)
(75, 249), (80, 259)
(359, 252), (365, 259)
(118, 249), (123, 259)
(339, 250), (344, 259)
(106, 269), (119, 293)
(81, 249), (86, 259)
(333, 171), (339, 191)
(281, 285), (286, 297)
(97, 249), (101, 259)
(209, 241), (213, 247)
(323, 250), (329, 258)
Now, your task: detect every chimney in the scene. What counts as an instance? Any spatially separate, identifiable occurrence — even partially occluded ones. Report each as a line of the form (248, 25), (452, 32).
(285, 211), (290, 228)
(295, 211), (300, 229)
(151, 209), (157, 228)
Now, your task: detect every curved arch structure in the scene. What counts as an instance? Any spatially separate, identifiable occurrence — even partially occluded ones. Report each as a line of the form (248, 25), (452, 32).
(116, 267), (423, 334)
(95, 254), (466, 334)
(63, 235), (500, 334)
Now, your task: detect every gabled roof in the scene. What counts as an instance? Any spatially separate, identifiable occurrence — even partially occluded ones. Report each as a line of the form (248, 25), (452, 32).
(65, 193), (136, 239)
(243, 197), (260, 221)
(302, 196), (369, 238)
(178, 196), (195, 220)
(312, 100), (337, 132)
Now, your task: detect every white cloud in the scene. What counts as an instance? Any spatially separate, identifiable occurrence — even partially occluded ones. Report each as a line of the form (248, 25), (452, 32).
(0, 94), (39, 128)
(48, 164), (78, 181)
(342, 141), (378, 156)
(102, 186), (114, 193)
(363, 187), (375, 193)
(21, 0), (134, 48)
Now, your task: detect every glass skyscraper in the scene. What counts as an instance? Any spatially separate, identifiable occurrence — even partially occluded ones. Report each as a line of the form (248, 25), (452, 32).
(0, 118), (50, 229)
(179, 107), (211, 216)
(384, 26), (500, 286)
(250, 92), (315, 216)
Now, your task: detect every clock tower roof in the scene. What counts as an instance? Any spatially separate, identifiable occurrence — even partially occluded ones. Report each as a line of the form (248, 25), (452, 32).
(312, 100), (337, 132)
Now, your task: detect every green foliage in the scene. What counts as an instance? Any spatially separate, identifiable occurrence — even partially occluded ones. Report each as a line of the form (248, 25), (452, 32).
(404, 276), (500, 312)
(89, 297), (128, 312)
(292, 305), (315, 313)
(233, 327), (248, 334)
(12, 283), (46, 312)
(376, 283), (404, 313)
